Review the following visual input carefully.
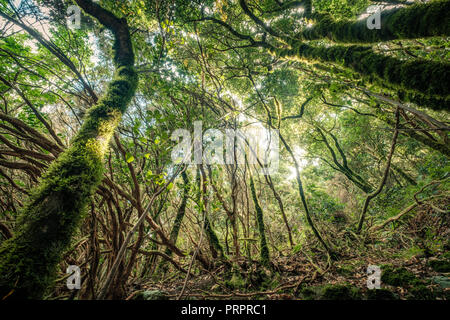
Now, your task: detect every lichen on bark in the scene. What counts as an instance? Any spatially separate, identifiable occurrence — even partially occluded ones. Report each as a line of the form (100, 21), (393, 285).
(0, 0), (138, 299)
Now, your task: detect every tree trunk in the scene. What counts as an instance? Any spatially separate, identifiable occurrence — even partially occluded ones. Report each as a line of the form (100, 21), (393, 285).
(275, 44), (449, 111)
(299, 1), (450, 43)
(249, 173), (270, 267)
(0, 0), (138, 299)
(158, 170), (190, 273)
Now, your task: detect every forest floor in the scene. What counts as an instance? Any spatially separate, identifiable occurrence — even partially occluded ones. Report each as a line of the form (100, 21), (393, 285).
(128, 251), (450, 300)
(127, 204), (450, 300)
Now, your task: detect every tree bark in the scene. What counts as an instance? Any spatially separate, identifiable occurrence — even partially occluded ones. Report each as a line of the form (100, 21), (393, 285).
(0, 0), (138, 299)
(298, 1), (450, 43)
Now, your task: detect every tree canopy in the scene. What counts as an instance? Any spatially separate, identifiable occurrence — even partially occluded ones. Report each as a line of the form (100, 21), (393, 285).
(0, 0), (448, 300)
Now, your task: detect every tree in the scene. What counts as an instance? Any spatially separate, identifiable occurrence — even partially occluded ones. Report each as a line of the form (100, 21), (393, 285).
(0, 0), (137, 299)
(0, 0), (448, 300)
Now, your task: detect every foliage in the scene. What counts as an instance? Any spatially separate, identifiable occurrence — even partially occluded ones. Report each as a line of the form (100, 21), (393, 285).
(0, 0), (448, 300)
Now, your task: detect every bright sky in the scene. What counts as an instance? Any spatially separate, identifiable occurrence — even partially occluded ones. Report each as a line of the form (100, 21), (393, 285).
(1, 0), (52, 51)
(287, 146), (308, 179)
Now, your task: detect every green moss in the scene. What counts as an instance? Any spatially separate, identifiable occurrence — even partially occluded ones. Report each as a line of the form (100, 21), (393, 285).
(298, 286), (317, 300)
(0, 140), (105, 298)
(134, 290), (168, 300)
(225, 271), (247, 290)
(0, 9), (138, 299)
(249, 175), (270, 267)
(381, 266), (419, 287)
(321, 284), (362, 300)
(256, 271), (279, 291)
(367, 289), (398, 300)
(203, 215), (226, 260)
(395, 246), (426, 260)
(299, 1), (450, 43)
(428, 259), (450, 273)
(158, 171), (190, 273)
(298, 284), (362, 300)
(407, 285), (435, 300)
(275, 43), (449, 111)
(398, 90), (449, 112)
(169, 170), (190, 246)
(336, 264), (355, 277)
(195, 169), (226, 261)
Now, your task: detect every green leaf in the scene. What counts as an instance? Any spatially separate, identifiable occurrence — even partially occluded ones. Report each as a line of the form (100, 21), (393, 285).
(139, 137), (148, 144)
(125, 153), (135, 163)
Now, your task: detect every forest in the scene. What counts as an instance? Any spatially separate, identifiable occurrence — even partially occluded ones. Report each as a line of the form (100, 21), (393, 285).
(0, 0), (448, 301)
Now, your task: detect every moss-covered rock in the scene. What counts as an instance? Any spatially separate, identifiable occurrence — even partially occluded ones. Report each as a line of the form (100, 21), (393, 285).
(298, 286), (317, 300)
(298, 283), (362, 300)
(367, 288), (398, 300)
(336, 264), (355, 277)
(134, 290), (168, 300)
(407, 285), (435, 300)
(381, 266), (418, 287)
(321, 284), (362, 300)
(428, 259), (450, 273)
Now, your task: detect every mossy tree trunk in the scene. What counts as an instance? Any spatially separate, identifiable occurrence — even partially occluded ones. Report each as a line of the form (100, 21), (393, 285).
(299, 0), (450, 43)
(274, 44), (449, 111)
(279, 133), (334, 256)
(206, 165), (241, 258)
(237, 0), (449, 111)
(249, 173), (270, 267)
(0, 0), (138, 299)
(167, 170), (190, 254)
(196, 167), (225, 260)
